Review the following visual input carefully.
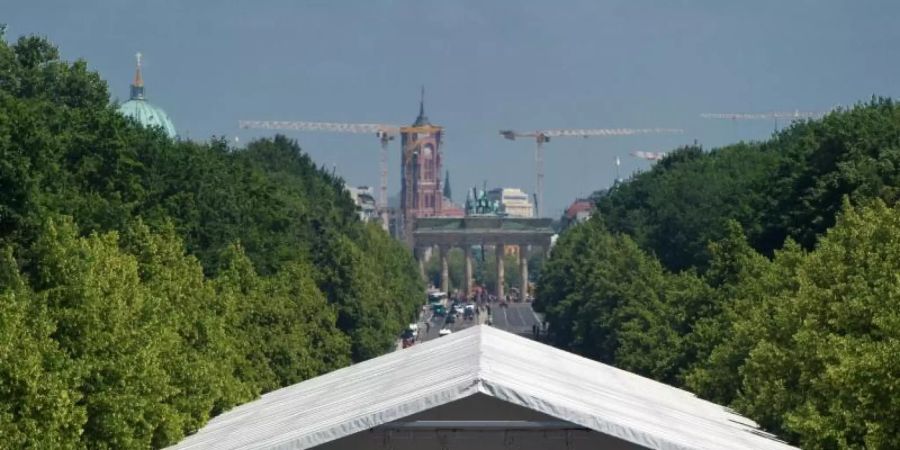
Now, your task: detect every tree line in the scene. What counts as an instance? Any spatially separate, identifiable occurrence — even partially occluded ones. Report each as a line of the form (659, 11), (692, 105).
(536, 99), (900, 449)
(0, 33), (423, 448)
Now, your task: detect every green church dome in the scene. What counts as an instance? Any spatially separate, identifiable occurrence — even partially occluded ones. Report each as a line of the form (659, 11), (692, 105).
(117, 53), (177, 138)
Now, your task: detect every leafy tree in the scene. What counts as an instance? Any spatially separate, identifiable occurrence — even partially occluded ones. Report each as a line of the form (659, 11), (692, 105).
(537, 219), (672, 371)
(119, 221), (253, 443)
(212, 244), (280, 393)
(0, 248), (84, 448)
(683, 226), (803, 404)
(0, 31), (425, 448)
(757, 99), (900, 253)
(30, 218), (178, 448)
(538, 219), (715, 383)
(597, 144), (778, 271)
(735, 199), (900, 448)
(531, 96), (900, 449)
(597, 100), (900, 273)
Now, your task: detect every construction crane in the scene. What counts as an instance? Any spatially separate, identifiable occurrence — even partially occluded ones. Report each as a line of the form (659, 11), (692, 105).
(238, 120), (442, 229)
(499, 127), (683, 217)
(700, 109), (829, 131)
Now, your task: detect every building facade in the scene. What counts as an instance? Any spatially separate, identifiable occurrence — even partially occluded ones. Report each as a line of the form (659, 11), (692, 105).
(486, 188), (535, 218)
(400, 90), (444, 243)
(346, 185), (378, 223)
(560, 198), (595, 230)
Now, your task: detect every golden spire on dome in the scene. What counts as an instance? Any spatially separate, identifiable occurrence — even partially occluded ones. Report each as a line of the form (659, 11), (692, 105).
(129, 52), (145, 100)
(133, 52), (144, 87)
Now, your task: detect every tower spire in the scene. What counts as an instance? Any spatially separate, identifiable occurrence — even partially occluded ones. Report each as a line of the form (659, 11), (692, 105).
(134, 52), (143, 87)
(413, 85), (430, 126)
(419, 85), (425, 117)
(130, 52), (145, 100)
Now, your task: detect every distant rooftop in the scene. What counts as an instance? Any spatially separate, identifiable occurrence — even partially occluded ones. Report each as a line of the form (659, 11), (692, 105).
(565, 199), (594, 219)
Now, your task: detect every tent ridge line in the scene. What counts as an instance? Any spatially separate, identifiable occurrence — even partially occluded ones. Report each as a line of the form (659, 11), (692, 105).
(478, 378), (703, 450)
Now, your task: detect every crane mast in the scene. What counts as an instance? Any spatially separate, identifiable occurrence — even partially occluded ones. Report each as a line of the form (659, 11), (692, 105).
(500, 127), (683, 217)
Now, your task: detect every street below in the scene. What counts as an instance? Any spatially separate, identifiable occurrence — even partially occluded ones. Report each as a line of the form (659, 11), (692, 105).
(410, 301), (543, 346)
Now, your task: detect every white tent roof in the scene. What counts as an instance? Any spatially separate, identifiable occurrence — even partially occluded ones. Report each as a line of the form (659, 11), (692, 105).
(170, 325), (797, 450)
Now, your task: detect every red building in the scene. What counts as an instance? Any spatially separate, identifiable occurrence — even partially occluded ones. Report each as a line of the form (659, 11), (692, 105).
(561, 198), (595, 230)
(400, 90), (445, 243)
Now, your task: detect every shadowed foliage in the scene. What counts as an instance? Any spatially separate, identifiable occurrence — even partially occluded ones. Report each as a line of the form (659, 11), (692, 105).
(0, 32), (422, 448)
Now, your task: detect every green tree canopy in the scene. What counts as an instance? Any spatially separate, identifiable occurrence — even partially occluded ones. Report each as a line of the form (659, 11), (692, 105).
(0, 31), (424, 448)
(733, 199), (900, 448)
(539, 100), (900, 448)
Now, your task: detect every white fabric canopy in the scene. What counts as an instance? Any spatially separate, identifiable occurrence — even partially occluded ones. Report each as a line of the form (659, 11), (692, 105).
(169, 325), (797, 450)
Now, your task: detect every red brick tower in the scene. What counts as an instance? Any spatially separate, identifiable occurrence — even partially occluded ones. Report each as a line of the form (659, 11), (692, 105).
(400, 87), (443, 244)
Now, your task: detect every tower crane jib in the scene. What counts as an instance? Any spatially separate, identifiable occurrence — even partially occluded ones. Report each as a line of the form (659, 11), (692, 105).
(700, 108), (835, 131)
(499, 127), (683, 218)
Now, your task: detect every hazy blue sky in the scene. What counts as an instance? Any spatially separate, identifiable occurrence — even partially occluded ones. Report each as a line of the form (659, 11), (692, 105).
(6, 1), (899, 216)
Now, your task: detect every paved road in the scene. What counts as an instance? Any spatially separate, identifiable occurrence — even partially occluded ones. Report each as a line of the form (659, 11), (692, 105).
(417, 307), (480, 342)
(491, 302), (542, 336)
(411, 302), (543, 346)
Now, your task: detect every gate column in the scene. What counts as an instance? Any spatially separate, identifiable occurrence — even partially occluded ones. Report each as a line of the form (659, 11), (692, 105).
(520, 245), (529, 302)
(440, 246), (450, 295)
(496, 244), (505, 301)
(416, 247), (426, 283)
(464, 245), (474, 300)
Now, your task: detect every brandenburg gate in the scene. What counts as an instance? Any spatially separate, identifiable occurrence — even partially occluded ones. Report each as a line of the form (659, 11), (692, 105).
(412, 217), (554, 300)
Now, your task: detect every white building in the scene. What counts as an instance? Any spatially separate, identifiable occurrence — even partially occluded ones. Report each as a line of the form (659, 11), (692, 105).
(170, 325), (799, 450)
(345, 185), (378, 223)
(487, 188), (534, 218)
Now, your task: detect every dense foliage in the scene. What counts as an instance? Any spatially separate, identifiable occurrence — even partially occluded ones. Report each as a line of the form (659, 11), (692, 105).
(0, 33), (422, 448)
(597, 100), (900, 271)
(538, 101), (900, 449)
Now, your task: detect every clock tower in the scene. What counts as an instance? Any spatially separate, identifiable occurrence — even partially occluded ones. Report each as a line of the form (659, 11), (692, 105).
(400, 87), (444, 244)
